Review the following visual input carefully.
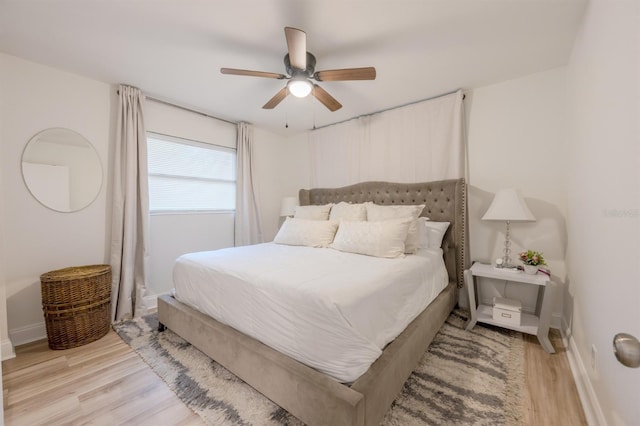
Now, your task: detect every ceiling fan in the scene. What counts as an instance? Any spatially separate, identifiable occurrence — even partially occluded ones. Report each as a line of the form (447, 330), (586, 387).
(220, 27), (376, 112)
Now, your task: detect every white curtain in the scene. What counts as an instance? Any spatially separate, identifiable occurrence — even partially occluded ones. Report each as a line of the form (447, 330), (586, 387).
(110, 85), (150, 321)
(310, 90), (464, 187)
(235, 122), (263, 246)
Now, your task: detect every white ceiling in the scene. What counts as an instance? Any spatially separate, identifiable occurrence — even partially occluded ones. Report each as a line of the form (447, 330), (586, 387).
(0, 0), (586, 134)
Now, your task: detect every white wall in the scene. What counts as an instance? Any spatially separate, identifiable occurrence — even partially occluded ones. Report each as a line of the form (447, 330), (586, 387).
(145, 100), (237, 299)
(144, 101), (236, 150)
(148, 212), (235, 297)
(465, 67), (568, 322)
(565, 1), (640, 424)
(0, 53), (113, 349)
(253, 128), (311, 242)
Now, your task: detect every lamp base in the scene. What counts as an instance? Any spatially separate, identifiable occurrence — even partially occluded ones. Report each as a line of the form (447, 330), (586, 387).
(496, 263), (520, 271)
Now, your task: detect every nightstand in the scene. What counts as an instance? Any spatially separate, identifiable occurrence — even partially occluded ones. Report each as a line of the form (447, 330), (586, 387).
(464, 262), (557, 353)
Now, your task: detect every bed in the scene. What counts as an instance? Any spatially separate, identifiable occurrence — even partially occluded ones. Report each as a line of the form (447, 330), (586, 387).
(157, 178), (468, 426)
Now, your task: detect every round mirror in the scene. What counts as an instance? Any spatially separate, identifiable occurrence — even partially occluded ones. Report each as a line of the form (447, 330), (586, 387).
(22, 128), (103, 212)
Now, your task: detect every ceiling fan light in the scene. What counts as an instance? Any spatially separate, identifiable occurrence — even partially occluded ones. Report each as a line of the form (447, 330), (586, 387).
(288, 78), (312, 98)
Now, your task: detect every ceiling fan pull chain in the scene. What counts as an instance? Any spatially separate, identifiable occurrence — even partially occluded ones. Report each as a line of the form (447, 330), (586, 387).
(313, 98), (317, 130)
(285, 103), (289, 129)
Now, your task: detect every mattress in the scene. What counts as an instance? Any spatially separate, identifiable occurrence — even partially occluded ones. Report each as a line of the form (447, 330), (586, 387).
(173, 242), (448, 383)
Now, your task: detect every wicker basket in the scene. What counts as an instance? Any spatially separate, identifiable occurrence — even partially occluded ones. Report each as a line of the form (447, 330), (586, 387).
(40, 264), (111, 350)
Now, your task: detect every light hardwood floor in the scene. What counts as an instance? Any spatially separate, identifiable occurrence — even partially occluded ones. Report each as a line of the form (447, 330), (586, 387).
(522, 330), (587, 425)
(3, 328), (586, 425)
(2, 332), (202, 425)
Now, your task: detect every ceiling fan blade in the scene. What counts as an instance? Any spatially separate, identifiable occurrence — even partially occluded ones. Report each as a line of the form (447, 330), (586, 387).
(314, 67), (376, 81)
(284, 27), (307, 70)
(262, 87), (289, 109)
(312, 84), (342, 112)
(221, 68), (286, 79)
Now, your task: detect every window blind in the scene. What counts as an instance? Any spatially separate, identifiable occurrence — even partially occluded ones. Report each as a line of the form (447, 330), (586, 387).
(147, 133), (236, 212)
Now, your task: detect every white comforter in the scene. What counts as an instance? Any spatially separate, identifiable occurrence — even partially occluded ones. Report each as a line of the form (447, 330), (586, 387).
(173, 242), (448, 383)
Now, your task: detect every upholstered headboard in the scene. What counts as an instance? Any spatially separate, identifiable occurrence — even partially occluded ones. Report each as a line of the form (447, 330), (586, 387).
(299, 178), (469, 288)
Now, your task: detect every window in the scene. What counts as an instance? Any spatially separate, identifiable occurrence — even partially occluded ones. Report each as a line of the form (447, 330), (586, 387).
(147, 133), (236, 212)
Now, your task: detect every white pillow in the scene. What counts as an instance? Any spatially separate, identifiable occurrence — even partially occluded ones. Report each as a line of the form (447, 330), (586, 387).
(365, 203), (426, 253)
(418, 221), (450, 249)
(329, 202), (367, 221)
(330, 218), (412, 258)
(293, 204), (333, 220)
(274, 217), (338, 247)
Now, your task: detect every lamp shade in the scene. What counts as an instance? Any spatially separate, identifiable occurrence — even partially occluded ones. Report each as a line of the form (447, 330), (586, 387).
(482, 189), (535, 222)
(280, 196), (299, 217)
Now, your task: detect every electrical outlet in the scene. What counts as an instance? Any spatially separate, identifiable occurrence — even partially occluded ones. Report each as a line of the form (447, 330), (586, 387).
(591, 344), (598, 373)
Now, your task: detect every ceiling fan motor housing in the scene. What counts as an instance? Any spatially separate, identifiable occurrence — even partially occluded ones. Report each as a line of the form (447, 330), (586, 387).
(284, 52), (316, 78)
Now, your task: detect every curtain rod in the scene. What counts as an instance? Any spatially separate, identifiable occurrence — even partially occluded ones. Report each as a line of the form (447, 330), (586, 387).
(116, 88), (237, 126)
(312, 89), (466, 131)
(146, 96), (237, 125)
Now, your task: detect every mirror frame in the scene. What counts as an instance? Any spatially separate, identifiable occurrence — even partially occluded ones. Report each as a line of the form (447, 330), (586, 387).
(21, 128), (103, 213)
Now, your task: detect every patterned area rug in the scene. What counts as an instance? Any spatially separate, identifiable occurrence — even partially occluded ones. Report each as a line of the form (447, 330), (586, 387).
(113, 310), (524, 425)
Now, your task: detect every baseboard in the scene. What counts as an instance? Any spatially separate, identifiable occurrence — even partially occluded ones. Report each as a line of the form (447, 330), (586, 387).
(9, 322), (47, 347)
(1, 338), (15, 361)
(8, 294), (164, 348)
(560, 315), (572, 348)
(561, 329), (607, 426)
(143, 294), (158, 313)
(551, 312), (563, 330)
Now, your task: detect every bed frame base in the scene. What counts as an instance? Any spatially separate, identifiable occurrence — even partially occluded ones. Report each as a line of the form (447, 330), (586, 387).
(157, 281), (456, 426)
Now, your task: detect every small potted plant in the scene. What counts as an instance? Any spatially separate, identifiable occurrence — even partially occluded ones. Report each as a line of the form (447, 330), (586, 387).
(519, 250), (546, 274)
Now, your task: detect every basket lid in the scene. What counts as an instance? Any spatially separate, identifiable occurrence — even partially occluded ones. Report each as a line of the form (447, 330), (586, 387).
(40, 264), (111, 282)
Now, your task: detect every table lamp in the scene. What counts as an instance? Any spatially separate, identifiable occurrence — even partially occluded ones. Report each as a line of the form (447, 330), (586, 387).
(280, 196), (299, 218)
(482, 189), (535, 268)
